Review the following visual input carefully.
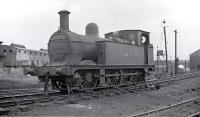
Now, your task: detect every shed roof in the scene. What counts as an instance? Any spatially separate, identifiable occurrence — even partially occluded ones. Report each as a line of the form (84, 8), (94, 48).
(10, 43), (26, 48)
(190, 49), (200, 56)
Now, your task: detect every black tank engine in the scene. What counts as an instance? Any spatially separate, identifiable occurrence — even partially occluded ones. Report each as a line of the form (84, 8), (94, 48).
(26, 10), (155, 93)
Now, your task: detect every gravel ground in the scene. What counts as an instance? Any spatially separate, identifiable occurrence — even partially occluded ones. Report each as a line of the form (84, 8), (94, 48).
(8, 76), (200, 116)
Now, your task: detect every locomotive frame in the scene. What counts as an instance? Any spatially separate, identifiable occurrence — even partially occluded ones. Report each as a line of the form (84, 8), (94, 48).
(35, 63), (154, 93)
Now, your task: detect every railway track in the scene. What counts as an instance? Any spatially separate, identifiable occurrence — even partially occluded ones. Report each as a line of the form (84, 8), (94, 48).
(188, 111), (200, 117)
(0, 72), (200, 115)
(0, 83), (44, 98)
(0, 83), (43, 92)
(128, 97), (200, 117)
(0, 91), (62, 107)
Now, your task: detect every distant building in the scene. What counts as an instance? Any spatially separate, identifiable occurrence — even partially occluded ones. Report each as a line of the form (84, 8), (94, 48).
(190, 49), (200, 72)
(155, 59), (189, 76)
(0, 43), (49, 67)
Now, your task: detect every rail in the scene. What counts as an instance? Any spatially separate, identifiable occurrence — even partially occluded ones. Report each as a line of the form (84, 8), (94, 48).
(188, 111), (200, 117)
(128, 97), (200, 117)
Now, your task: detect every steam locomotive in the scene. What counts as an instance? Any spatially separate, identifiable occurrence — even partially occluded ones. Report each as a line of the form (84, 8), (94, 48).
(26, 10), (155, 93)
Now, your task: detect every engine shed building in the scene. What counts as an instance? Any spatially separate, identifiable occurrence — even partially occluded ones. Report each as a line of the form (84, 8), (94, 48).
(0, 43), (49, 67)
(189, 49), (200, 72)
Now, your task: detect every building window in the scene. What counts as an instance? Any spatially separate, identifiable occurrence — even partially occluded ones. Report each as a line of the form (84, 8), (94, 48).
(24, 51), (26, 54)
(35, 52), (37, 55)
(30, 51), (32, 54)
(9, 50), (12, 53)
(40, 53), (42, 56)
(18, 50), (21, 53)
(44, 53), (46, 56)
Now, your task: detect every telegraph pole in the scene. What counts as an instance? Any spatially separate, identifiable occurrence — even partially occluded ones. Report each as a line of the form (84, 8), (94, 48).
(185, 59), (187, 73)
(162, 20), (168, 73)
(157, 46), (159, 78)
(174, 29), (178, 74)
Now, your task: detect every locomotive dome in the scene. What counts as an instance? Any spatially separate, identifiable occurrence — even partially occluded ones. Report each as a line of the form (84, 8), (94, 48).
(85, 23), (99, 37)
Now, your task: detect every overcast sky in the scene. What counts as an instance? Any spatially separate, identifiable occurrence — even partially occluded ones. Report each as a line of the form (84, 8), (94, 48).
(0, 0), (200, 60)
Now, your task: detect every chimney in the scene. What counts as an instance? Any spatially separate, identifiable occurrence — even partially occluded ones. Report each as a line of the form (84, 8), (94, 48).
(58, 10), (70, 31)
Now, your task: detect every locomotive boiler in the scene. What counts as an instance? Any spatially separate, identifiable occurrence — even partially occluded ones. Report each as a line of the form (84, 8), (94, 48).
(26, 10), (155, 93)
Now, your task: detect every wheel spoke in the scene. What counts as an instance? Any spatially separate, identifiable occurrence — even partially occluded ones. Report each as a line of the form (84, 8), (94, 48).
(111, 78), (114, 85)
(76, 72), (99, 89)
(82, 80), (87, 88)
(106, 76), (121, 86)
(86, 80), (89, 88)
